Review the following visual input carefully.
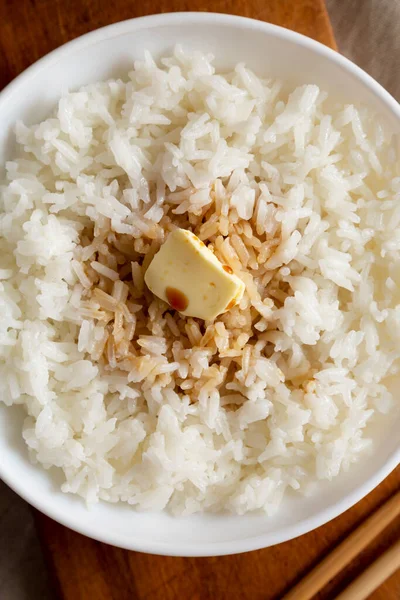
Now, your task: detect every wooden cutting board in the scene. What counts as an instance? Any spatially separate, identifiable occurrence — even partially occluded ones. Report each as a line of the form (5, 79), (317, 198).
(1, 1), (399, 599)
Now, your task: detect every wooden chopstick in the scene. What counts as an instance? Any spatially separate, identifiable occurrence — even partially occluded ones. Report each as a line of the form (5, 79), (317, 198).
(335, 538), (400, 600)
(282, 489), (400, 600)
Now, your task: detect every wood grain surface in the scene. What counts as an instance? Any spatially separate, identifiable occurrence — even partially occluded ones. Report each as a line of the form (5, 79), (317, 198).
(0, 0), (336, 94)
(35, 470), (400, 600)
(1, 1), (398, 599)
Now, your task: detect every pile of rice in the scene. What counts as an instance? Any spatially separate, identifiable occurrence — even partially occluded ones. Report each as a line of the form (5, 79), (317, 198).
(1, 47), (399, 514)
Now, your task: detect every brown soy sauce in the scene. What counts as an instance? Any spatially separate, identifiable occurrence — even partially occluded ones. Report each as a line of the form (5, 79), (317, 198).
(166, 287), (189, 311)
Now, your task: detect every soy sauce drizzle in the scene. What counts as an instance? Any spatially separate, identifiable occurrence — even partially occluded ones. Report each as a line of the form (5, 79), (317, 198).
(166, 287), (189, 311)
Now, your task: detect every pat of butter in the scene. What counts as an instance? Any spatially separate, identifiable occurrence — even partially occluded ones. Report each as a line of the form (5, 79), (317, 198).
(144, 228), (245, 320)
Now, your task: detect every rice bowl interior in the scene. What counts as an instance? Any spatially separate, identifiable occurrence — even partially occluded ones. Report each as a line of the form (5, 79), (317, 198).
(0, 15), (399, 554)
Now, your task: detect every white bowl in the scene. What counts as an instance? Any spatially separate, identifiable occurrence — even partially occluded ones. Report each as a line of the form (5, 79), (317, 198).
(0, 12), (399, 557)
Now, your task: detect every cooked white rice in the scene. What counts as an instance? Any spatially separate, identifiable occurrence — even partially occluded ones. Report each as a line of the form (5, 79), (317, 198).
(1, 46), (399, 515)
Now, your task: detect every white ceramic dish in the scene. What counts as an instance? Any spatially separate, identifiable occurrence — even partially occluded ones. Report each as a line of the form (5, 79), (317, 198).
(0, 12), (399, 557)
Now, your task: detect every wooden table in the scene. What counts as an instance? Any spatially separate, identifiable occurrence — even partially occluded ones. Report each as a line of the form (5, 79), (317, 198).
(1, 1), (399, 599)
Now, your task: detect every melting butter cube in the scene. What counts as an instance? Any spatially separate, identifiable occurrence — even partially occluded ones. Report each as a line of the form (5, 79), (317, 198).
(144, 228), (245, 320)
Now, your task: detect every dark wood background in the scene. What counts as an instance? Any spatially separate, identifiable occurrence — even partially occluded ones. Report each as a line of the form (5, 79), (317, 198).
(1, 1), (399, 599)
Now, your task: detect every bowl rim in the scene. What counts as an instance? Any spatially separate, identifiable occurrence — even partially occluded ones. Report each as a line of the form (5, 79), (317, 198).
(0, 11), (399, 557)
